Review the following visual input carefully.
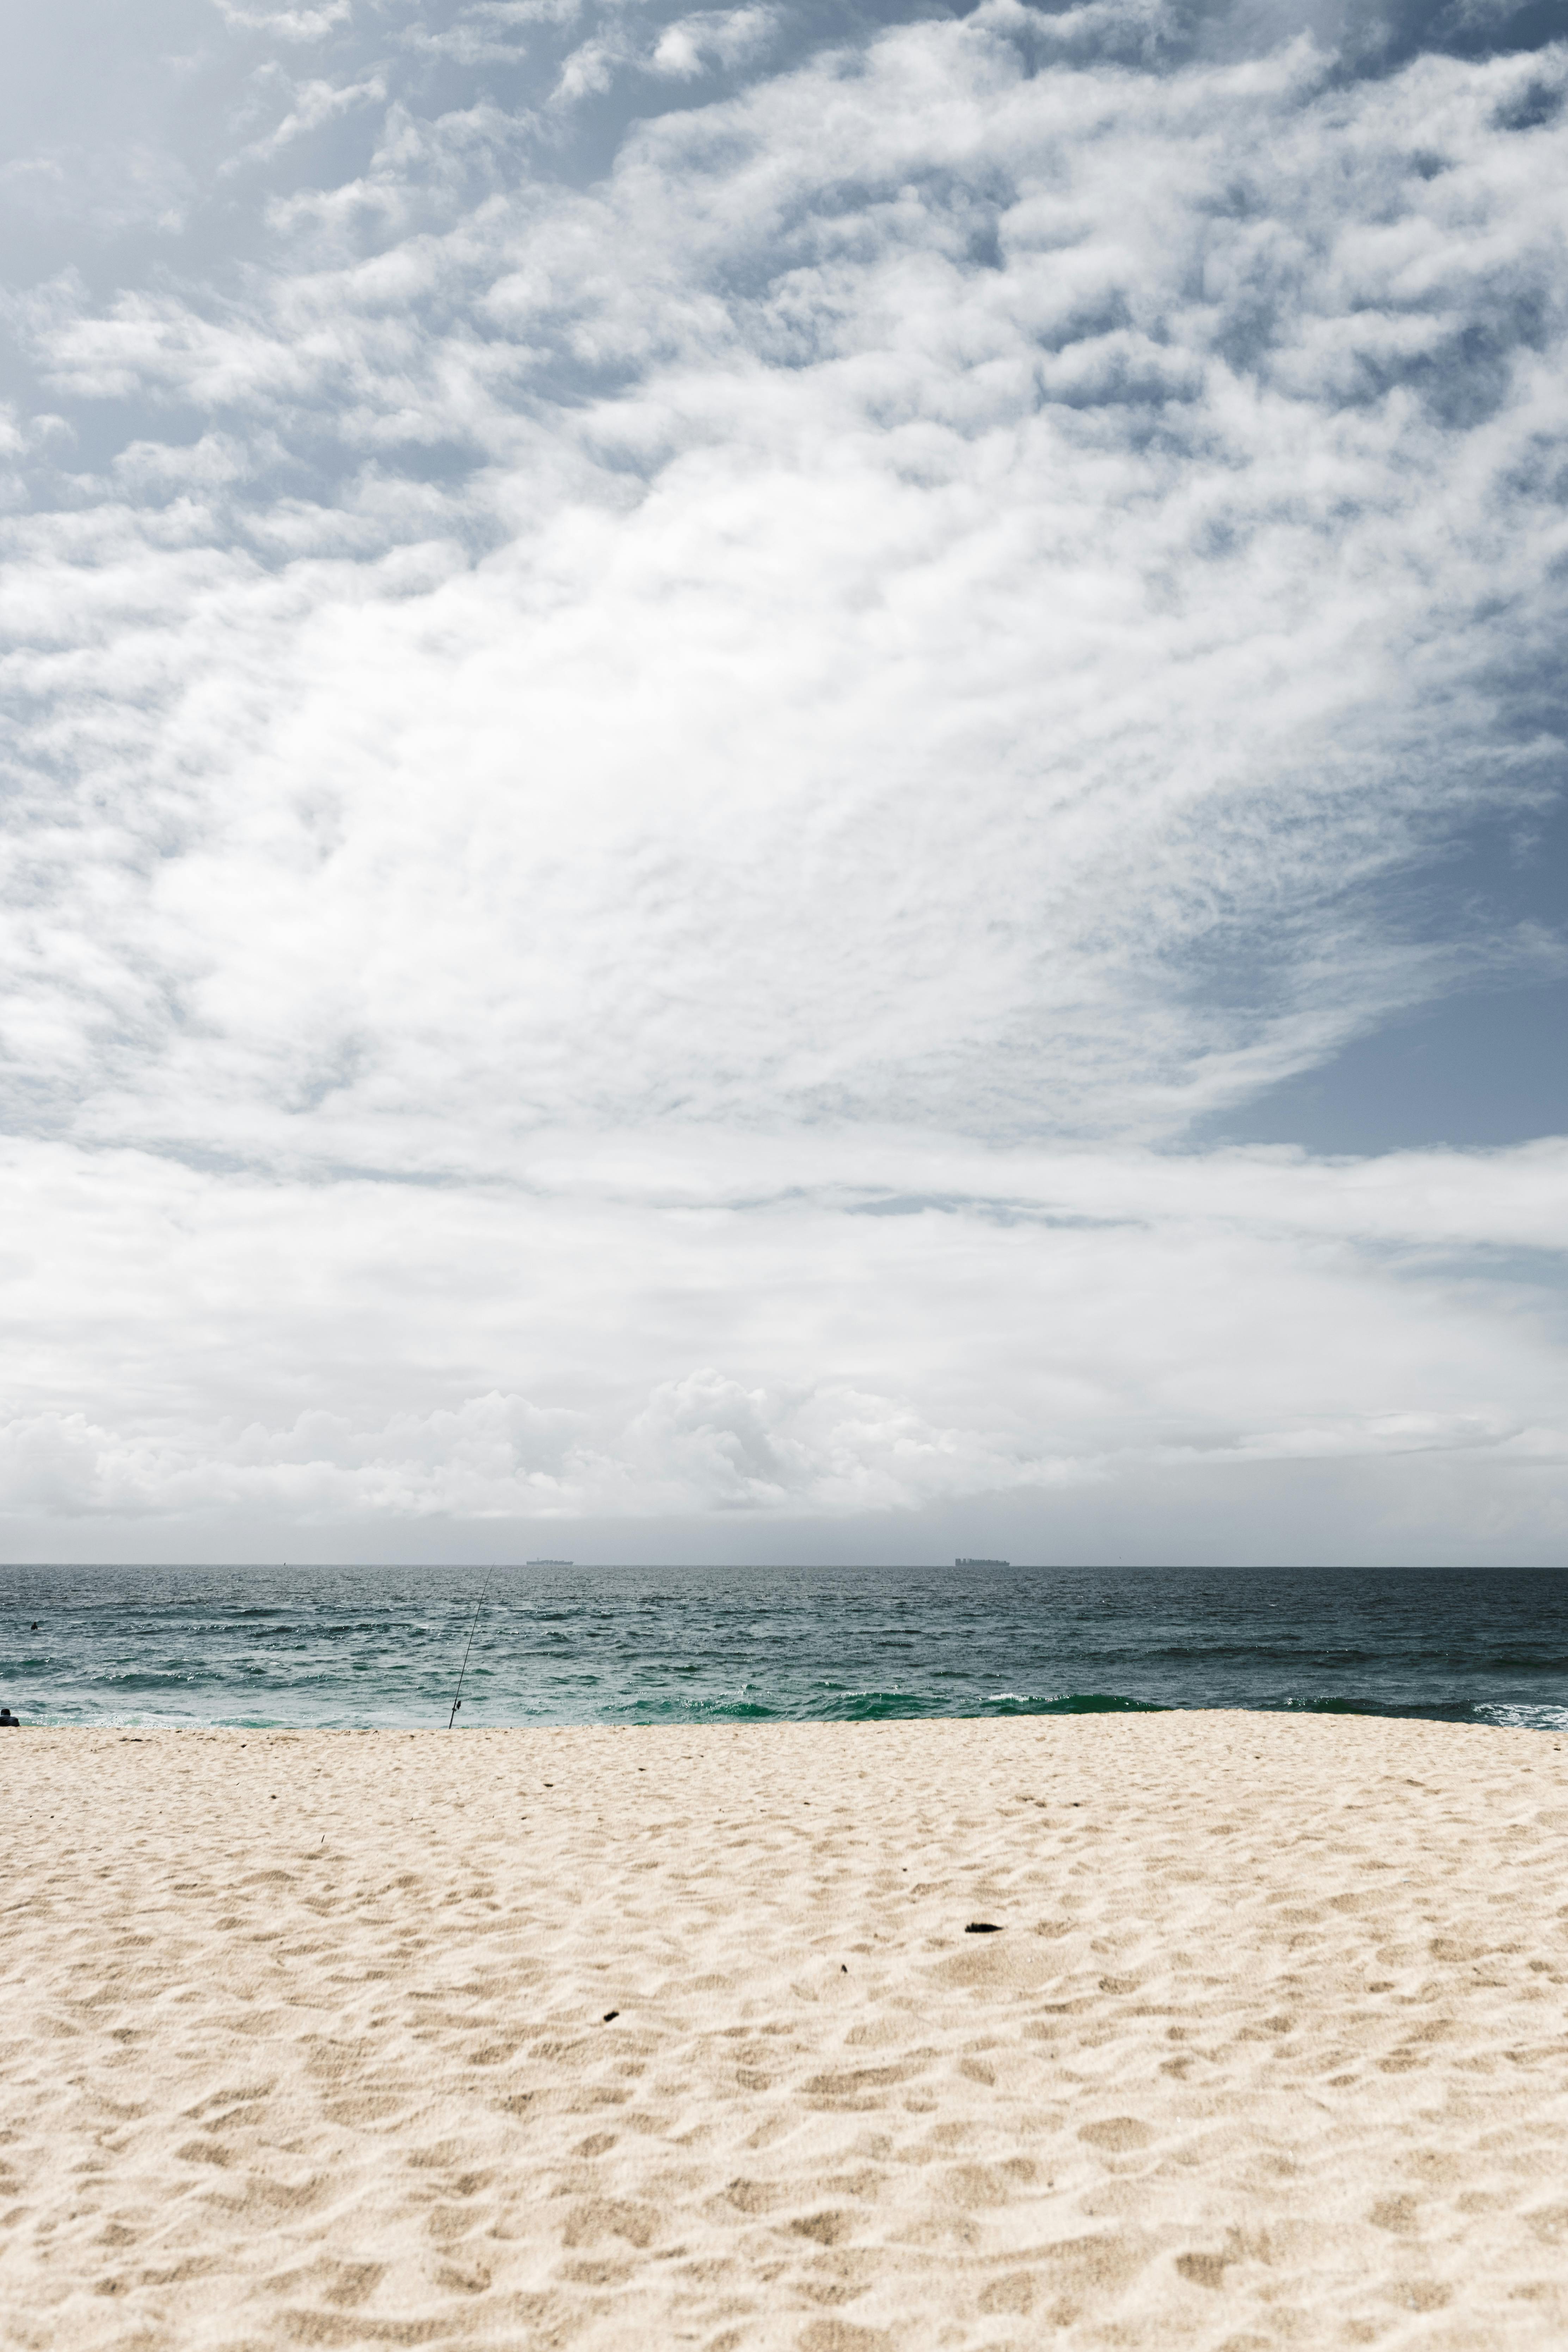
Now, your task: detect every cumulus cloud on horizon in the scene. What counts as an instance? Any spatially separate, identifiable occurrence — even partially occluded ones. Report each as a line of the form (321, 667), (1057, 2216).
(0, 0), (1564, 1553)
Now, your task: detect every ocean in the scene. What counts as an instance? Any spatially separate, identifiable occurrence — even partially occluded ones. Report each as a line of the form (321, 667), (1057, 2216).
(2, 1561), (1566, 1732)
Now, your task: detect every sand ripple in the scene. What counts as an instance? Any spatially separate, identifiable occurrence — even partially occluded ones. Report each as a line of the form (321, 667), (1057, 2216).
(5, 1714), (1567, 2347)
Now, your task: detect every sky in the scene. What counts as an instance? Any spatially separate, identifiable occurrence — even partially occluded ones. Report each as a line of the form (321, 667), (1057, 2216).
(0, 0), (1564, 1565)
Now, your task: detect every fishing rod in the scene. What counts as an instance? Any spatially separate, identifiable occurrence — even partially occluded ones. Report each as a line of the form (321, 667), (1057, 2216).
(447, 1568), (494, 1730)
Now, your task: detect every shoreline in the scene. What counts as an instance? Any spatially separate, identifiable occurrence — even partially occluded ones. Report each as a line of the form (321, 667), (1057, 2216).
(8, 1696), (1564, 1735)
(8, 1713), (1568, 2347)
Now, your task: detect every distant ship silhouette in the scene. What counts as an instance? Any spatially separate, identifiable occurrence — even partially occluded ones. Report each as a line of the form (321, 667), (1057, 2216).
(955, 1556), (1008, 1568)
(526, 1557), (573, 1567)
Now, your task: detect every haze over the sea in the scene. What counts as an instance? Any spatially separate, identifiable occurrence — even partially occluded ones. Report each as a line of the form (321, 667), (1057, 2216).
(1, 0), (1565, 1565)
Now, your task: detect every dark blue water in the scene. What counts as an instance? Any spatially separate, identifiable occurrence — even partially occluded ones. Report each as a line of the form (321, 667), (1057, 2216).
(2, 1563), (1566, 1731)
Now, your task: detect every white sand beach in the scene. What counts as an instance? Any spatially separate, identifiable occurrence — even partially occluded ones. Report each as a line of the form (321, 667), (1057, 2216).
(6, 1713), (1568, 2349)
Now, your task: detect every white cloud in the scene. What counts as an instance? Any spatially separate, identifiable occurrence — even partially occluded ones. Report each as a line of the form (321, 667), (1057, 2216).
(398, 0), (583, 67)
(224, 71), (389, 170)
(0, 1130), (1563, 1545)
(211, 0), (357, 40)
(650, 7), (776, 79)
(0, 9), (1565, 1550)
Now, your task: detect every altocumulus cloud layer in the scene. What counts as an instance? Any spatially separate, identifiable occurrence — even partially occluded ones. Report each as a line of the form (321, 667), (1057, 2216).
(0, 0), (1564, 1559)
